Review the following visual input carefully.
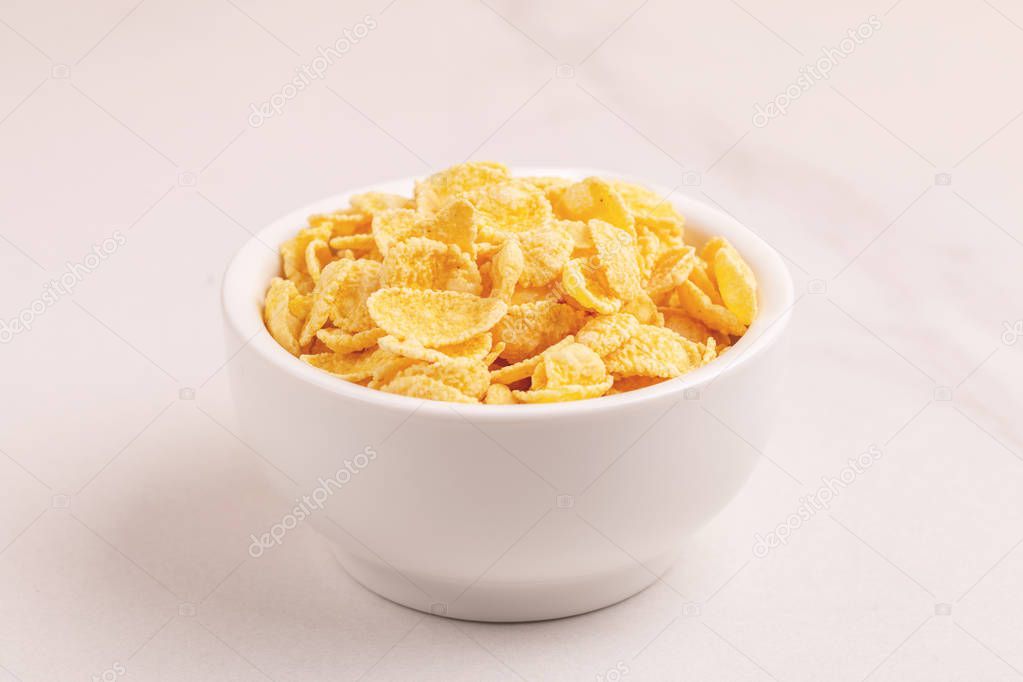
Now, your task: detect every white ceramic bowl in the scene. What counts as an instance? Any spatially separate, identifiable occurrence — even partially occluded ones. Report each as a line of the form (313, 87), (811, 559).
(222, 168), (793, 622)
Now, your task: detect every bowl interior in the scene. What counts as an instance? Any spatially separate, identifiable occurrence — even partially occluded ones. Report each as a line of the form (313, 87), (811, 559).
(222, 167), (795, 419)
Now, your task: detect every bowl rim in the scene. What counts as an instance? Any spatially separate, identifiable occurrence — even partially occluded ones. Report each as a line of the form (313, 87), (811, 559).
(222, 166), (794, 421)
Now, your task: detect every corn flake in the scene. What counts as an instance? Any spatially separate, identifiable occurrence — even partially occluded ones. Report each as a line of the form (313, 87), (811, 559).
(281, 225), (331, 292)
(368, 287), (507, 347)
(611, 180), (684, 224)
(687, 258), (723, 305)
(518, 225), (574, 287)
(383, 375), (477, 403)
(316, 327), (386, 355)
(394, 357), (490, 400)
(483, 340), (505, 366)
(646, 245), (696, 298)
(329, 259), (382, 334)
(638, 214), (686, 251)
(561, 258), (621, 314)
(419, 197), (478, 256)
(605, 324), (703, 379)
(589, 219), (643, 300)
(634, 223), (662, 281)
(560, 219), (593, 253)
(702, 336), (718, 364)
(300, 347), (389, 382)
(414, 161), (509, 214)
(304, 238), (331, 283)
(378, 332), (492, 364)
(513, 380), (612, 404)
(264, 277), (305, 355)
(368, 350), (419, 389)
(493, 299), (584, 362)
(576, 313), (640, 357)
(553, 177), (635, 234)
(489, 238), (524, 302)
(462, 179), (553, 236)
(712, 240), (758, 326)
(660, 307), (718, 344)
(675, 280), (746, 337)
(309, 210), (370, 237)
(381, 237), (481, 295)
(350, 192), (413, 216)
(490, 336), (575, 385)
(622, 291), (664, 326)
(484, 383), (516, 404)
(372, 208), (420, 256)
(299, 259), (347, 346)
(536, 342), (607, 389)
(700, 236), (729, 264)
(288, 292), (312, 319)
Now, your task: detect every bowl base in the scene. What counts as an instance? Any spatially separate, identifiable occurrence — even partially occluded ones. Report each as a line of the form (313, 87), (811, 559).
(331, 545), (669, 622)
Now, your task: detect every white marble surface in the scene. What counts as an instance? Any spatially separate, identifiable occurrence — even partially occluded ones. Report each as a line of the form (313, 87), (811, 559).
(2, 0), (1023, 679)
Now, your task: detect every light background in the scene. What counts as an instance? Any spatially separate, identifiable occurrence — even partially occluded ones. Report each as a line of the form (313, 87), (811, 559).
(2, 0), (1023, 680)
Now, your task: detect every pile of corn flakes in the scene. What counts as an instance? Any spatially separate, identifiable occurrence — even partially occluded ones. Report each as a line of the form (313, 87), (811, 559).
(263, 162), (757, 404)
